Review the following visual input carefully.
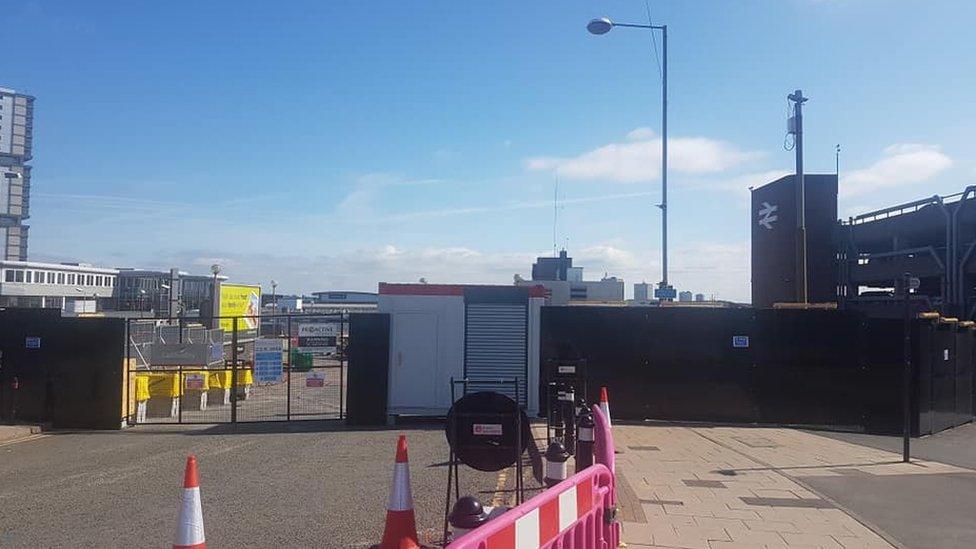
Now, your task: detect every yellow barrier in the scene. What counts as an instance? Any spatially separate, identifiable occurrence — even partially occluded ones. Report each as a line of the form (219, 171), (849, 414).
(134, 376), (150, 402)
(208, 371), (233, 390)
(233, 369), (254, 386)
(146, 373), (181, 398)
(182, 370), (211, 392)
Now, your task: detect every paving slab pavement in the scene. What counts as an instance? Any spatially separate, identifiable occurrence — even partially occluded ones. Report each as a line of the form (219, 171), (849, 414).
(0, 424), (43, 444)
(613, 424), (976, 549)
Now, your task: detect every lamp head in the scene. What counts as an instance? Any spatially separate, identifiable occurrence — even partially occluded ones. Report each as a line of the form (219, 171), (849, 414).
(587, 17), (614, 35)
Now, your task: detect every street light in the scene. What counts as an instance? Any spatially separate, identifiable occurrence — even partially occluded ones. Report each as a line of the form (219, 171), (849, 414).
(587, 16), (672, 300)
(210, 264), (221, 328)
(270, 279), (279, 336)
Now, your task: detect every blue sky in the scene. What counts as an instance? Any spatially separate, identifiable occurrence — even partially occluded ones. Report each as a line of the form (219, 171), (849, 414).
(5, 0), (975, 301)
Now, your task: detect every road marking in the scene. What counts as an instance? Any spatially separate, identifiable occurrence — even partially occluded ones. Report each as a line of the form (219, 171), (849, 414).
(491, 469), (509, 507)
(0, 433), (49, 448)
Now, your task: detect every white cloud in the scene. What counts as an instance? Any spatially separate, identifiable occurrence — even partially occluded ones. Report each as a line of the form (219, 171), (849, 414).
(841, 144), (952, 197)
(526, 128), (763, 183)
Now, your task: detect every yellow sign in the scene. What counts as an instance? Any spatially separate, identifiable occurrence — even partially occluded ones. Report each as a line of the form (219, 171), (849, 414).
(219, 284), (262, 332)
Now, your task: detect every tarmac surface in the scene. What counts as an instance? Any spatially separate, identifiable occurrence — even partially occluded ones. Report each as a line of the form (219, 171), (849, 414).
(803, 424), (976, 549)
(0, 421), (544, 548)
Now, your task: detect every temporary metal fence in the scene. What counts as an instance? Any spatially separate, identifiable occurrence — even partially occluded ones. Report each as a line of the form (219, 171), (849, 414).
(125, 313), (346, 425)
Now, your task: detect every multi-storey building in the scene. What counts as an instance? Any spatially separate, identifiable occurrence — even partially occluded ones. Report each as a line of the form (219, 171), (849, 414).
(0, 87), (34, 261)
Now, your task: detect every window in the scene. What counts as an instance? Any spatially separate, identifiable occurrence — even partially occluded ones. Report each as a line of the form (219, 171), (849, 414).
(57, 272), (64, 284)
(47, 272), (55, 284)
(86, 275), (94, 286)
(107, 276), (114, 287)
(25, 271), (32, 283)
(95, 275), (102, 286)
(14, 270), (23, 282)
(67, 273), (76, 285)
(4, 270), (13, 282)
(36, 271), (44, 282)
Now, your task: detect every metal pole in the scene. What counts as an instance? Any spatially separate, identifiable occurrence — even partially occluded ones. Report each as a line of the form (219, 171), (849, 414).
(287, 315), (292, 421)
(340, 313), (345, 421)
(790, 89), (809, 303)
(231, 317), (239, 424)
(660, 25), (668, 290)
(125, 319), (132, 423)
(902, 272), (912, 462)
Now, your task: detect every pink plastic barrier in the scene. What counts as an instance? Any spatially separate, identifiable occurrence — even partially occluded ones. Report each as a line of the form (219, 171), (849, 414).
(447, 404), (620, 549)
(447, 464), (614, 549)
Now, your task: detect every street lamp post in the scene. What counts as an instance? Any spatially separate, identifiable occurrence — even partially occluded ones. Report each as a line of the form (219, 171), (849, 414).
(271, 279), (278, 336)
(587, 16), (672, 300)
(210, 264), (221, 329)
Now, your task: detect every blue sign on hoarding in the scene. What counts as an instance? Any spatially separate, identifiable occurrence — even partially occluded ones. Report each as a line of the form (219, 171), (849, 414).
(25, 337), (41, 349)
(732, 335), (750, 348)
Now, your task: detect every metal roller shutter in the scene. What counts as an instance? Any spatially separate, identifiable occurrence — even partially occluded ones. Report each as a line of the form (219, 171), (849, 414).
(464, 303), (528, 407)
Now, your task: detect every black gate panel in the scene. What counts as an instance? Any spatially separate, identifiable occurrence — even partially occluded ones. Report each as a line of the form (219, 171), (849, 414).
(0, 309), (124, 429)
(931, 325), (957, 433)
(346, 313), (390, 426)
(861, 318), (904, 435)
(954, 327), (974, 425)
(541, 307), (761, 424)
(753, 309), (864, 428)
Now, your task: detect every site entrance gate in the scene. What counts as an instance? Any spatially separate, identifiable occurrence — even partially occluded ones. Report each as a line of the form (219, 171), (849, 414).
(124, 314), (346, 425)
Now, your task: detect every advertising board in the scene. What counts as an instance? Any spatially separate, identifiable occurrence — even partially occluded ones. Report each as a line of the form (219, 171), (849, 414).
(219, 284), (262, 332)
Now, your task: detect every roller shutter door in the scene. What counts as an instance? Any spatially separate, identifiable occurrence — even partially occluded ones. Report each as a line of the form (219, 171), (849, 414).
(464, 303), (528, 407)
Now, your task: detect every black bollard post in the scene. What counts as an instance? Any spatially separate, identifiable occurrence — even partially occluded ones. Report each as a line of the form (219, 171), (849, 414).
(448, 495), (489, 542)
(575, 409), (595, 473)
(545, 441), (570, 488)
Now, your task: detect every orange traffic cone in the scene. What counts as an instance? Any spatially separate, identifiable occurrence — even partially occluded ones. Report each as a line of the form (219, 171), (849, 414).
(599, 386), (612, 428)
(173, 455), (206, 549)
(380, 435), (420, 549)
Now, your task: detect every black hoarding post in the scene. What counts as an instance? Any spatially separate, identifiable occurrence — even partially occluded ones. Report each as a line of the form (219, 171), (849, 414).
(903, 272), (917, 462)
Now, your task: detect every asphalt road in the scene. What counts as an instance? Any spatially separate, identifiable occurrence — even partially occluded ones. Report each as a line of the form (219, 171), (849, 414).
(807, 422), (976, 471)
(802, 424), (976, 548)
(0, 422), (543, 548)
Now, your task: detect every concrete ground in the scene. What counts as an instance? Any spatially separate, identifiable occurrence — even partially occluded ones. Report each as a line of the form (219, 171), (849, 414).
(5, 420), (975, 548)
(614, 423), (976, 549)
(0, 422), (545, 548)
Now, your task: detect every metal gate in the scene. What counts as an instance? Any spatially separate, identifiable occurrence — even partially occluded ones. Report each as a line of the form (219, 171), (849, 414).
(124, 313), (346, 424)
(464, 302), (528, 407)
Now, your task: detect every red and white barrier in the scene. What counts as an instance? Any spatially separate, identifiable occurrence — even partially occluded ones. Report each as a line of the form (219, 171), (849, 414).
(173, 455), (206, 549)
(447, 403), (619, 549)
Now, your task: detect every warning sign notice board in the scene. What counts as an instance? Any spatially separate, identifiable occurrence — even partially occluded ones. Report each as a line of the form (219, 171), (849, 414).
(298, 323), (338, 351)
